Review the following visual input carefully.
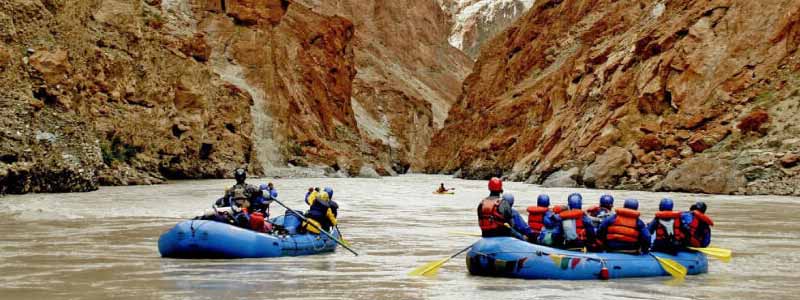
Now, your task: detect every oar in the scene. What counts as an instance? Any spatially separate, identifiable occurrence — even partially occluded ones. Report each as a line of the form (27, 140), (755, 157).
(408, 243), (475, 276)
(335, 224), (353, 248)
(688, 247), (732, 261)
(271, 198), (359, 256)
(650, 253), (687, 279)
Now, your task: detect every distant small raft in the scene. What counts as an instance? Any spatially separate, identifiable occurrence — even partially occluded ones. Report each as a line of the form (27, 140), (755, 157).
(432, 191), (455, 195)
(158, 220), (339, 259)
(466, 237), (708, 280)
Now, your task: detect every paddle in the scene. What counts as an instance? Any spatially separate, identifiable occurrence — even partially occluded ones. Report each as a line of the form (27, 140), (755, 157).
(688, 246), (732, 261)
(650, 253), (687, 279)
(271, 198), (359, 256)
(408, 243), (475, 276)
(335, 224), (353, 248)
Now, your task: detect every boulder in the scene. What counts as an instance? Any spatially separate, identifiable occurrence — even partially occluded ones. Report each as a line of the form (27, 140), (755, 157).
(780, 153), (800, 168)
(357, 164), (381, 178)
(29, 49), (71, 84)
(583, 146), (632, 188)
(660, 157), (746, 194)
(541, 167), (580, 188)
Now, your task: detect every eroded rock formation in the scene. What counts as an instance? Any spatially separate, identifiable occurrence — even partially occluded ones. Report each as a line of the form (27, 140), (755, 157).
(427, 0), (800, 195)
(439, 0), (535, 60)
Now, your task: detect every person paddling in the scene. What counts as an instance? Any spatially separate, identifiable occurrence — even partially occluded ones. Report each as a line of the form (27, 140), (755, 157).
(526, 194), (554, 242)
(587, 195), (615, 228)
(597, 199), (650, 254)
(681, 201), (713, 248)
(303, 188), (337, 234)
(504, 193), (533, 241)
(552, 193), (596, 250)
(648, 198), (685, 254)
(477, 177), (514, 237)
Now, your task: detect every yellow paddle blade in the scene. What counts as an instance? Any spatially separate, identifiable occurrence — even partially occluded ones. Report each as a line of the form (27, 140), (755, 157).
(408, 257), (450, 277)
(689, 247), (732, 261)
(448, 231), (482, 237)
(653, 255), (687, 279)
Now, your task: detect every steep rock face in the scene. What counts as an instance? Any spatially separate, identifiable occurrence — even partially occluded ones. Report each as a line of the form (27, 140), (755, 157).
(0, 0), (258, 192)
(439, 0), (535, 60)
(297, 0), (473, 171)
(427, 0), (800, 195)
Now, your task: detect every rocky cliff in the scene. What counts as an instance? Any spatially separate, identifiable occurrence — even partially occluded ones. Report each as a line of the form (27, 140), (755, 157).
(426, 0), (800, 195)
(439, 0), (535, 60)
(296, 0), (473, 171)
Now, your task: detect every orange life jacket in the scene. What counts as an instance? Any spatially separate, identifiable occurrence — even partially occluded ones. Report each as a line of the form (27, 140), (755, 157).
(654, 211), (684, 242)
(687, 210), (713, 247)
(607, 208), (641, 243)
(559, 209), (587, 241)
(479, 197), (506, 232)
(526, 206), (549, 233)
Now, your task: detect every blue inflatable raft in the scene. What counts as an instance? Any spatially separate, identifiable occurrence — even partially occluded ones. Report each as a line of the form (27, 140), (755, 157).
(158, 214), (339, 259)
(466, 237), (708, 280)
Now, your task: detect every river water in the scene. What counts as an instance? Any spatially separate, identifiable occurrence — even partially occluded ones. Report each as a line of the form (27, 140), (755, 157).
(0, 174), (797, 300)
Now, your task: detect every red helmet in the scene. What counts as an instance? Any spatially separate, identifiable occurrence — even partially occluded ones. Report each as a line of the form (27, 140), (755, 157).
(488, 177), (503, 192)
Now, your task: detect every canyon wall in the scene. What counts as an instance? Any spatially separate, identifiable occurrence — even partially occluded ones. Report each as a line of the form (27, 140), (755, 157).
(427, 0), (800, 195)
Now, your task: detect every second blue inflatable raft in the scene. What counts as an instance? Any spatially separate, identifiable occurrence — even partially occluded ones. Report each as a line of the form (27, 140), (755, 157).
(466, 237), (708, 280)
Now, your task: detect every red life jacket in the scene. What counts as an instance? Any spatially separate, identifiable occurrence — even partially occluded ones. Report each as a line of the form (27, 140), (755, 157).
(249, 212), (266, 233)
(479, 197), (506, 232)
(687, 210), (714, 247)
(526, 206), (549, 232)
(654, 211), (684, 242)
(607, 208), (641, 243)
(559, 209), (587, 241)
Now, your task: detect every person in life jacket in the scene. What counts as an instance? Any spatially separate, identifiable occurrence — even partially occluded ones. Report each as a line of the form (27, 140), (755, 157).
(597, 199), (651, 254)
(305, 187), (319, 205)
(538, 204), (566, 246)
(551, 193), (596, 250)
(477, 177), (514, 237)
(681, 201), (713, 248)
(527, 194), (554, 242)
(587, 194), (615, 228)
(219, 168), (263, 208)
(251, 182), (278, 216)
(503, 193), (533, 241)
(303, 189), (337, 234)
(647, 198), (685, 254)
(229, 189), (252, 229)
(323, 187), (339, 217)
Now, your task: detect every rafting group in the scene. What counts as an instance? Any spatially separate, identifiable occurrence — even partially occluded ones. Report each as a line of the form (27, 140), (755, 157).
(477, 177), (713, 255)
(158, 170), (730, 280)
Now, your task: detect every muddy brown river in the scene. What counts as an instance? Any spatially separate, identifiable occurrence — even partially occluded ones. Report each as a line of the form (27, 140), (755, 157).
(0, 174), (797, 299)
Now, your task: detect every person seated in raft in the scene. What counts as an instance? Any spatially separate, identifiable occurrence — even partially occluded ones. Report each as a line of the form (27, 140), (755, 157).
(597, 199), (651, 254)
(477, 178), (515, 238)
(216, 168), (263, 208)
(537, 204), (566, 246)
(323, 187), (338, 218)
(302, 188), (337, 234)
(681, 201), (713, 248)
(526, 194), (555, 242)
(229, 189), (253, 229)
(250, 182), (277, 216)
(647, 198), (686, 255)
(305, 187), (321, 205)
(503, 193), (534, 241)
(436, 183), (451, 193)
(551, 193), (596, 250)
(587, 194), (615, 228)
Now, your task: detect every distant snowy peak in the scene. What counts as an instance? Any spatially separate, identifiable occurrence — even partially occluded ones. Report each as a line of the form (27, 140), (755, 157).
(441, 0), (535, 59)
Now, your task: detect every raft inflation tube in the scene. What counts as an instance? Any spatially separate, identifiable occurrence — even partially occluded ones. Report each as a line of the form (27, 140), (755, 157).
(158, 216), (339, 259)
(466, 237), (708, 280)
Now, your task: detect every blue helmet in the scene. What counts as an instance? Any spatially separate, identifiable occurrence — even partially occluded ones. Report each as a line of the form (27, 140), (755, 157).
(659, 198), (674, 211)
(324, 187), (333, 199)
(537, 194), (550, 207)
(623, 199), (639, 210)
(567, 193), (582, 209)
(502, 193), (515, 207)
(600, 195), (614, 208)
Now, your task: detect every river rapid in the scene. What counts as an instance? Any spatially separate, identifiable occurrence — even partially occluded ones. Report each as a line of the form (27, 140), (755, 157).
(0, 174), (798, 300)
